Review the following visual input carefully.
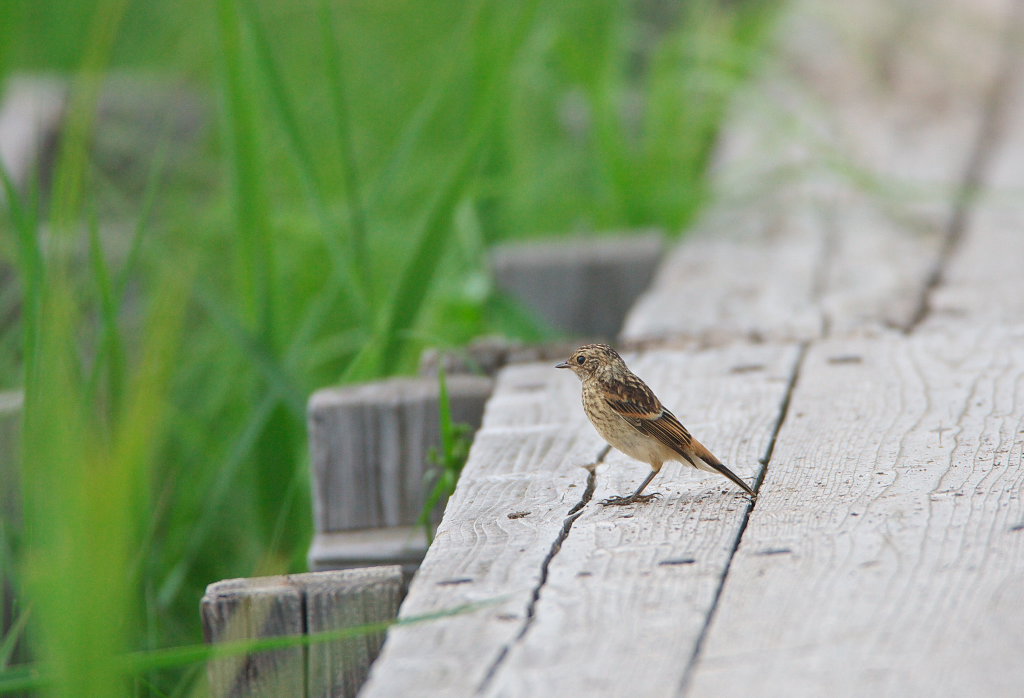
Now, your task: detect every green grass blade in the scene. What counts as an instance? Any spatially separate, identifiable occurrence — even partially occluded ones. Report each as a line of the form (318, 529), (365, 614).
(86, 212), (125, 414)
(194, 286), (305, 418)
(318, 0), (371, 302)
(215, 0), (275, 342)
(236, 0), (370, 318)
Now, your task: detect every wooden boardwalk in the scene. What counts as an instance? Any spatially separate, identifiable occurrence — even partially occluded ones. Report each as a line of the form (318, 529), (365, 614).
(361, 0), (1024, 696)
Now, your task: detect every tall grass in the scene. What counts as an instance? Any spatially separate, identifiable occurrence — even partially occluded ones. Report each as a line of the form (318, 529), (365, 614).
(0, 0), (780, 693)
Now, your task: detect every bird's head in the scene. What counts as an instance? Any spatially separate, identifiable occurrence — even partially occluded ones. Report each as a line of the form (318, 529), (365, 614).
(555, 343), (625, 382)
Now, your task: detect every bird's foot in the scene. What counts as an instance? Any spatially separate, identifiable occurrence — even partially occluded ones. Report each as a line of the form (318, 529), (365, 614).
(600, 492), (662, 506)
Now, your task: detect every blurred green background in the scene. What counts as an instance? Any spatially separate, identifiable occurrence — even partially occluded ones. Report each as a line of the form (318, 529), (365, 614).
(0, 0), (778, 694)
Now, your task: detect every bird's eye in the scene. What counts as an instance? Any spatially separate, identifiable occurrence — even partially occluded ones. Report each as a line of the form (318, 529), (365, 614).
(576, 355), (586, 365)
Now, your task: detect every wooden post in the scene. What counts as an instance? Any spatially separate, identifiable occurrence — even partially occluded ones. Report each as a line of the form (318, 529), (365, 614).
(304, 568), (404, 698)
(201, 567), (404, 698)
(202, 576), (305, 698)
(490, 231), (664, 339)
(307, 375), (493, 572)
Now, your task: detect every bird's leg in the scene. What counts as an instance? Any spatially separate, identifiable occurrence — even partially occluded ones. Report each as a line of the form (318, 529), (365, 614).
(601, 469), (661, 506)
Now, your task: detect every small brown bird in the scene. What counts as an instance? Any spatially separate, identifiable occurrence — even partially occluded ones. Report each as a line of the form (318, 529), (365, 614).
(556, 343), (755, 505)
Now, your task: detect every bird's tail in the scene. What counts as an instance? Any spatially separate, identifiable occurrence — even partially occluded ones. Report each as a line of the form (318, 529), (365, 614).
(688, 440), (756, 497)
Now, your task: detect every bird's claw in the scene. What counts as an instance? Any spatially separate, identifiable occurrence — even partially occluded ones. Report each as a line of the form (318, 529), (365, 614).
(600, 492), (662, 506)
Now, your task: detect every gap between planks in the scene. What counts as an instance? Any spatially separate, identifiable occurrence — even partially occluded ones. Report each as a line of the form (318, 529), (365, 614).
(476, 346), (809, 697)
(677, 341), (809, 695)
(907, 0), (1024, 332)
(476, 460), (601, 693)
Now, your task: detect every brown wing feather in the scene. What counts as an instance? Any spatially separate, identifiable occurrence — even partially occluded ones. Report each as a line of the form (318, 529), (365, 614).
(602, 372), (695, 457)
(604, 372), (755, 496)
(615, 406), (695, 458)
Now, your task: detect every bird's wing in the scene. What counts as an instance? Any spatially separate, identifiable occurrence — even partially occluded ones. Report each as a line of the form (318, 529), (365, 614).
(605, 378), (755, 496)
(602, 374), (695, 455)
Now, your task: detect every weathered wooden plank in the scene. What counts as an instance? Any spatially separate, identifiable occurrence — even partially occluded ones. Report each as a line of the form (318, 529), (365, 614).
(308, 375), (493, 534)
(925, 40), (1024, 328)
(202, 576), (305, 698)
(304, 567), (404, 698)
(621, 213), (825, 346)
(491, 232), (664, 339)
(359, 362), (607, 697)
(622, 0), (1012, 346)
(308, 526), (427, 574)
(480, 344), (801, 697)
(686, 327), (1024, 697)
(202, 568), (404, 698)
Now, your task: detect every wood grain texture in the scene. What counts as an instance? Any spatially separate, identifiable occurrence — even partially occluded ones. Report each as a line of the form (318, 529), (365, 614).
(308, 375), (493, 532)
(686, 327), (1024, 698)
(304, 567), (404, 698)
(202, 568), (403, 698)
(480, 344), (801, 698)
(926, 37), (1024, 329)
(358, 362), (609, 698)
(622, 0), (1012, 346)
(202, 576), (305, 698)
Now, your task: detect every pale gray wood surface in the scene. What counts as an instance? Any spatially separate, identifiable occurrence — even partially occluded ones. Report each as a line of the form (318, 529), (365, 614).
(305, 568), (404, 698)
(202, 576), (305, 698)
(687, 328), (1024, 697)
(202, 567), (403, 698)
(308, 375), (493, 532)
(360, 345), (801, 697)
(926, 45), (1024, 329)
(308, 526), (428, 574)
(622, 0), (1012, 346)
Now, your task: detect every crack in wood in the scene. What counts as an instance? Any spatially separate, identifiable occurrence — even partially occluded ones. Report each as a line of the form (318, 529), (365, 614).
(475, 449), (605, 694)
(677, 342), (809, 696)
(908, 1), (1024, 332)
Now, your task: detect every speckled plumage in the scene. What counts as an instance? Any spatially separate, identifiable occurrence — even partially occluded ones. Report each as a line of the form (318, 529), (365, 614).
(556, 343), (754, 504)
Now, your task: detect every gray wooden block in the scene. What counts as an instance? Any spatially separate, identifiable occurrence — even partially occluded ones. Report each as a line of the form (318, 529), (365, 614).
(201, 576), (305, 698)
(201, 568), (404, 698)
(307, 526), (427, 575)
(308, 375), (493, 534)
(490, 231), (664, 339)
(303, 567), (404, 698)
(0, 76), (66, 200)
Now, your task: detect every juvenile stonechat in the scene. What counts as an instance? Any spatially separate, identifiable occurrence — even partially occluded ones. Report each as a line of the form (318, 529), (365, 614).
(556, 343), (755, 504)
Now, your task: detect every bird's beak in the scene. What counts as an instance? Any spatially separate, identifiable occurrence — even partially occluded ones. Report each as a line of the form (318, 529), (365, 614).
(555, 361), (569, 369)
